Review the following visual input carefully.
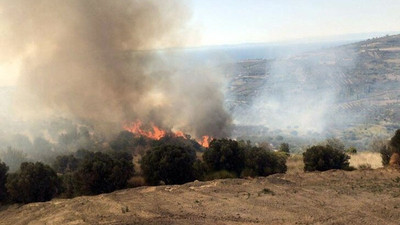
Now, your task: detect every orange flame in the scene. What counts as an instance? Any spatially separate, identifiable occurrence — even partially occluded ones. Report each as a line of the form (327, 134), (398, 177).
(123, 121), (166, 140)
(123, 121), (212, 148)
(199, 136), (211, 148)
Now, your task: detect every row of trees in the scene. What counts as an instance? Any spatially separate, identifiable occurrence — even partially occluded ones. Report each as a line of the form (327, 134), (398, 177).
(0, 138), (288, 204)
(141, 139), (288, 185)
(1, 129), (398, 205)
(0, 150), (134, 203)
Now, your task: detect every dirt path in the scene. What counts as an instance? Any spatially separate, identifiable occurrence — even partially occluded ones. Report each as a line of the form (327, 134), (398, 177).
(1, 168), (400, 225)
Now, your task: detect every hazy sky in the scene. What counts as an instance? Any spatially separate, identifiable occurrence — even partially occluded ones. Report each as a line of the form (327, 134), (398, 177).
(0, 0), (400, 87)
(190, 0), (400, 46)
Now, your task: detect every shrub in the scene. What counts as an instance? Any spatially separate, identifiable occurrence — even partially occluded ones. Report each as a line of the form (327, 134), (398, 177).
(243, 147), (287, 177)
(192, 159), (207, 181)
(303, 145), (350, 172)
(358, 163), (372, 170)
(390, 129), (400, 154)
(59, 172), (76, 198)
(345, 147), (357, 154)
(73, 151), (134, 195)
(279, 143), (290, 155)
(382, 149), (391, 165)
(6, 162), (61, 203)
(0, 160), (8, 202)
(203, 139), (245, 175)
(141, 144), (196, 185)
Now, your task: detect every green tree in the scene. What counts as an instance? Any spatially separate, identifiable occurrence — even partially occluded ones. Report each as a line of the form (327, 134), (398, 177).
(6, 162), (61, 203)
(279, 143), (290, 154)
(303, 145), (350, 172)
(0, 160), (8, 202)
(73, 151), (134, 195)
(203, 139), (245, 175)
(243, 147), (287, 177)
(141, 144), (196, 185)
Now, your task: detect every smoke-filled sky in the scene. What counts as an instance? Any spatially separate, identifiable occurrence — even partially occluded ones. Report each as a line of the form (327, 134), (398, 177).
(0, 0), (399, 140)
(1, 0), (400, 87)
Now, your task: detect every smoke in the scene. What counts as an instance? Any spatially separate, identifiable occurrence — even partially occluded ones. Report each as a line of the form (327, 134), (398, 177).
(0, 0), (231, 139)
(232, 47), (357, 135)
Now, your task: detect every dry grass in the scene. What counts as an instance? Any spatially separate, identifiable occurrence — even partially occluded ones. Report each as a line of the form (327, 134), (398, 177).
(287, 152), (383, 173)
(286, 154), (304, 174)
(349, 152), (382, 169)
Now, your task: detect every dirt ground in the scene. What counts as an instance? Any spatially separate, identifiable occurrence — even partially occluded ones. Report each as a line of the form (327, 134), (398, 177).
(1, 155), (400, 225)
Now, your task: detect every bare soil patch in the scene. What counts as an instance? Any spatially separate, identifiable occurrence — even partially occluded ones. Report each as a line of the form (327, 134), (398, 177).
(1, 168), (400, 225)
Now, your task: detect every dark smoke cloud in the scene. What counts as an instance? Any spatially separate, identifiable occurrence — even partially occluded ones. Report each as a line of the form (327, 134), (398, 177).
(0, 0), (231, 139)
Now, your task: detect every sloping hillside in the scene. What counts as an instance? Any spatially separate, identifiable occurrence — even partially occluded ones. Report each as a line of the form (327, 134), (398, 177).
(1, 168), (399, 225)
(228, 34), (400, 148)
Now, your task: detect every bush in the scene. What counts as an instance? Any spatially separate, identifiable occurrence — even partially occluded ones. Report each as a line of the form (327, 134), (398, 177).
(6, 162), (61, 203)
(203, 139), (245, 175)
(303, 145), (350, 172)
(243, 147), (287, 177)
(0, 160), (8, 202)
(59, 172), (76, 198)
(73, 151), (134, 195)
(192, 159), (207, 181)
(390, 129), (400, 154)
(279, 143), (290, 155)
(141, 144), (196, 185)
(345, 147), (357, 154)
(358, 163), (372, 170)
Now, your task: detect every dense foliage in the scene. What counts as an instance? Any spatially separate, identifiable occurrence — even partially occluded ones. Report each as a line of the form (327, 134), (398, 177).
(0, 160), (8, 202)
(390, 129), (400, 154)
(52, 154), (80, 173)
(303, 145), (350, 172)
(141, 144), (196, 185)
(243, 147), (287, 177)
(6, 162), (61, 203)
(73, 151), (134, 195)
(203, 139), (245, 175)
(279, 143), (290, 154)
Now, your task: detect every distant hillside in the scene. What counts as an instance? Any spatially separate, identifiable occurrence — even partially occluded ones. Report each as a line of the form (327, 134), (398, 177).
(227, 34), (400, 149)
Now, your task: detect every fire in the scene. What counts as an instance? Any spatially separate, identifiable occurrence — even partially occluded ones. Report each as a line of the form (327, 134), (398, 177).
(199, 136), (211, 148)
(124, 121), (166, 140)
(123, 121), (212, 147)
